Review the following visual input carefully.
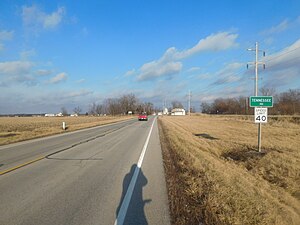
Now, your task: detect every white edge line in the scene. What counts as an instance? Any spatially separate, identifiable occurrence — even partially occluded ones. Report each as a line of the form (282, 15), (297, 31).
(114, 117), (156, 225)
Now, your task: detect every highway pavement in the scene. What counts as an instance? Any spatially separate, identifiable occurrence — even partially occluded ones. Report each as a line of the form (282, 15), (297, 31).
(0, 116), (170, 225)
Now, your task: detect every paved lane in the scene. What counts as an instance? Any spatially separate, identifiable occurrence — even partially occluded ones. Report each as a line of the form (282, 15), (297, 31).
(0, 116), (170, 225)
(0, 119), (135, 173)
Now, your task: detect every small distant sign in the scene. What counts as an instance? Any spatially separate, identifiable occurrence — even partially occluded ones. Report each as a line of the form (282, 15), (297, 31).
(250, 96), (273, 107)
(255, 107), (268, 123)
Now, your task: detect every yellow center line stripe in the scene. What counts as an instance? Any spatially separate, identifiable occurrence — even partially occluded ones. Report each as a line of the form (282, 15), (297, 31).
(0, 156), (45, 176)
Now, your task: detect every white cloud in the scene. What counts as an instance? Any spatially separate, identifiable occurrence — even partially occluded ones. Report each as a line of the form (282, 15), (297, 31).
(135, 32), (238, 81)
(262, 38), (300, 88)
(43, 7), (65, 28)
(266, 38), (300, 70)
(76, 79), (86, 83)
(262, 19), (289, 35)
(187, 67), (201, 73)
(210, 62), (243, 86)
(174, 32), (239, 59)
(211, 75), (241, 86)
(22, 5), (65, 30)
(0, 30), (14, 51)
(20, 49), (36, 60)
(0, 61), (33, 75)
(49, 72), (68, 84)
(0, 87), (96, 114)
(137, 61), (182, 81)
(262, 16), (300, 36)
(264, 37), (274, 45)
(216, 62), (243, 76)
(199, 86), (249, 103)
(124, 69), (136, 77)
(0, 30), (14, 41)
(0, 61), (35, 86)
(195, 73), (211, 80)
(65, 90), (93, 98)
(36, 69), (52, 76)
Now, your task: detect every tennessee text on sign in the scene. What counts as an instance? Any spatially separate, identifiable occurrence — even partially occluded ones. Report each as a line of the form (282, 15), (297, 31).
(250, 96), (273, 107)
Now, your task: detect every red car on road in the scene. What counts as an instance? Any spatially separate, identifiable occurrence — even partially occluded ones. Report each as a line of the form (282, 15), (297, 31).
(138, 113), (148, 121)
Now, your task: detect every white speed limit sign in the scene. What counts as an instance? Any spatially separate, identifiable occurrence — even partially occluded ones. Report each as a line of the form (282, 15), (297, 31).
(255, 107), (268, 123)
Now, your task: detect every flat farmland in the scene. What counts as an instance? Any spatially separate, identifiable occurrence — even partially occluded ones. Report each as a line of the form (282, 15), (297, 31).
(0, 116), (133, 146)
(158, 115), (300, 225)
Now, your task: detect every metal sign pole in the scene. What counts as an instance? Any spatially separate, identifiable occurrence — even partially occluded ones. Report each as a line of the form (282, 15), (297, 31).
(248, 42), (266, 153)
(258, 123), (262, 152)
(255, 42), (262, 152)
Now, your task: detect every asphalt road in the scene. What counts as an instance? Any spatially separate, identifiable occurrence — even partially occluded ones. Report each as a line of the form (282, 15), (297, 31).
(0, 116), (170, 225)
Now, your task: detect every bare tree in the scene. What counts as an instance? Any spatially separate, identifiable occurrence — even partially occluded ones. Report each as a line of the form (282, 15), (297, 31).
(260, 87), (276, 96)
(89, 103), (97, 115)
(88, 103), (104, 116)
(144, 102), (154, 115)
(96, 104), (103, 115)
(202, 97), (246, 114)
(119, 94), (138, 114)
(201, 102), (212, 114)
(171, 101), (184, 109)
(73, 106), (82, 115)
(61, 107), (68, 116)
(275, 89), (300, 114)
(135, 102), (153, 115)
(104, 98), (121, 116)
(200, 89), (300, 115)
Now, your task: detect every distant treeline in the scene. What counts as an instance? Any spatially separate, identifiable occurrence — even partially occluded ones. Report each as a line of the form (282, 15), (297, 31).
(85, 94), (154, 116)
(0, 114), (46, 117)
(201, 89), (300, 115)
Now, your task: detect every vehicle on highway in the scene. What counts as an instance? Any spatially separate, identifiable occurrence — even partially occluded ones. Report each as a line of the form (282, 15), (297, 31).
(138, 112), (148, 121)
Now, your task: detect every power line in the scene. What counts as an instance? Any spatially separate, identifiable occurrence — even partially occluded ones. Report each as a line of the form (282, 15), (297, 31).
(264, 45), (300, 63)
(193, 42), (299, 103)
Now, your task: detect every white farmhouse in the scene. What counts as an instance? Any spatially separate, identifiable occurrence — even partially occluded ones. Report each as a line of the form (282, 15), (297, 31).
(171, 108), (186, 116)
(163, 107), (169, 115)
(45, 113), (55, 117)
(56, 112), (63, 117)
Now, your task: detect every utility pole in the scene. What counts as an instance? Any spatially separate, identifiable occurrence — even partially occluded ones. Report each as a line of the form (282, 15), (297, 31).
(247, 42), (265, 152)
(245, 97), (248, 115)
(188, 90), (191, 116)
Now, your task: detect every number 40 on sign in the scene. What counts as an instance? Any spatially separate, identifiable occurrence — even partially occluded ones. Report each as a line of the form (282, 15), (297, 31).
(255, 108), (268, 123)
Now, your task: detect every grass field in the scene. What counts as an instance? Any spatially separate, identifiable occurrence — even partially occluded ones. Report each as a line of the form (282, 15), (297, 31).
(0, 116), (133, 146)
(158, 115), (300, 225)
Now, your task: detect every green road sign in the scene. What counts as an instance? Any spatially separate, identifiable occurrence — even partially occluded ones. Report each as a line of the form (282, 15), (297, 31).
(250, 96), (273, 107)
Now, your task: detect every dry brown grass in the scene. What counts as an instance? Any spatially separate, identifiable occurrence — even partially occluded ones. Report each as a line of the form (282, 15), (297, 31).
(158, 115), (300, 225)
(0, 116), (133, 146)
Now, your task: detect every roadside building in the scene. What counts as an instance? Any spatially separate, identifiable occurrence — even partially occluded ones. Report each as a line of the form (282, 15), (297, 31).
(45, 113), (55, 117)
(163, 107), (169, 115)
(56, 112), (63, 117)
(171, 108), (186, 116)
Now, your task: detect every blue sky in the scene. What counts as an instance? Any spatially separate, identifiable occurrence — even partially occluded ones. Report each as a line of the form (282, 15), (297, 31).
(1, 0), (300, 114)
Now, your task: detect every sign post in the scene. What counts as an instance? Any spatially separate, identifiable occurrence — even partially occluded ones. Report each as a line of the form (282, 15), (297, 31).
(249, 96), (273, 152)
(247, 42), (270, 153)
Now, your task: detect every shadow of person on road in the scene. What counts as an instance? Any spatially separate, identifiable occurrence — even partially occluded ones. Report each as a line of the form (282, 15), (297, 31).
(116, 164), (151, 225)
